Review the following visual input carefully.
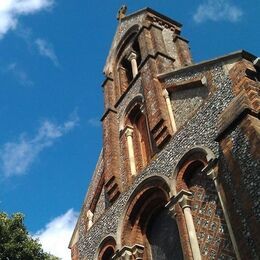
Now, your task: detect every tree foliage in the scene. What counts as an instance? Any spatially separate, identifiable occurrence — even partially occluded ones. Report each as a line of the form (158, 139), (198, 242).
(0, 212), (60, 260)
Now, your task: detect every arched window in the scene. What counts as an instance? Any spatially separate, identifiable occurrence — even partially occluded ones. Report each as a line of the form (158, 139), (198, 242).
(146, 208), (183, 260)
(98, 237), (116, 260)
(177, 154), (235, 259)
(129, 104), (150, 168)
(100, 246), (114, 260)
(116, 28), (142, 95)
(121, 177), (183, 259)
(125, 103), (151, 175)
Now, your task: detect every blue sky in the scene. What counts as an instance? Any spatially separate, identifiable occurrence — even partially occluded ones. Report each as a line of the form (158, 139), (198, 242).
(0, 0), (259, 259)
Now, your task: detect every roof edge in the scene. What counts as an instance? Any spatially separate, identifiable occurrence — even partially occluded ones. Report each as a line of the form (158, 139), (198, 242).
(68, 149), (104, 248)
(158, 50), (257, 80)
(121, 7), (182, 28)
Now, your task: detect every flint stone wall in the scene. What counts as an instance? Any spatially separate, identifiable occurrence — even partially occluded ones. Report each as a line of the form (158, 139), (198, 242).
(78, 63), (237, 259)
(219, 127), (260, 259)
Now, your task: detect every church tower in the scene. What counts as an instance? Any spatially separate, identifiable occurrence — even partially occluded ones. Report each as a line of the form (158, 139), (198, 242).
(69, 7), (260, 260)
(101, 7), (192, 204)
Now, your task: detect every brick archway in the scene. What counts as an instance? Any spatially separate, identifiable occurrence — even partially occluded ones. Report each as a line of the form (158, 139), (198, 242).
(175, 149), (235, 259)
(97, 236), (116, 260)
(120, 176), (183, 259)
(121, 96), (152, 182)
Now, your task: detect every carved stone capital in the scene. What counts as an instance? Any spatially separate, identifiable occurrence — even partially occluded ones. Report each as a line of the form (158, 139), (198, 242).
(207, 169), (218, 181)
(127, 51), (137, 62)
(162, 89), (170, 99)
(124, 126), (134, 137)
(112, 244), (144, 260)
(166, 190), (192, 212)
(201, 158), (218, 181)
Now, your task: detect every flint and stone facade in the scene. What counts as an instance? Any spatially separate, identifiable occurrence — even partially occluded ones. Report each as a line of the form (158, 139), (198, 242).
(69, 8), (260, 260)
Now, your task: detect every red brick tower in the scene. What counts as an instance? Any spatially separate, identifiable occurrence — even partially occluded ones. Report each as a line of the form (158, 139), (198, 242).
(101, 8), (192, 205)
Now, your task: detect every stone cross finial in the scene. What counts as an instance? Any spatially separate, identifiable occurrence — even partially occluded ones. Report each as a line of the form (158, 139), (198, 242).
(117, 5), (127, 21)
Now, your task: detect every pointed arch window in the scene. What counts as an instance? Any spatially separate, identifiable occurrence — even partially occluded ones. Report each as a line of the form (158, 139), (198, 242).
(117, 32), (142, 94)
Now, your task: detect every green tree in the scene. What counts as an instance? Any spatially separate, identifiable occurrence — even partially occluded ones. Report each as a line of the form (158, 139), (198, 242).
(0, 212), (60, 260)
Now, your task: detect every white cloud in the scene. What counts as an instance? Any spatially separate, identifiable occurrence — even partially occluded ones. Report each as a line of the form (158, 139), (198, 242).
(14, 25), (60, 67)
(35, 38), (59, 66)
(0, 0), (54, 39)
(193, 0), (243, 23)
(0, 113), (79, 177)
(3, 62), (34, 86)
(35, 209), (78, 260)
(87, 117), (101, 127)
(6, 62), (33, 86)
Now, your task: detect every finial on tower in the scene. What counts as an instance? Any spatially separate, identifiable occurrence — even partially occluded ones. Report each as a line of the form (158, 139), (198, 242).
(117, 5), (127, 21)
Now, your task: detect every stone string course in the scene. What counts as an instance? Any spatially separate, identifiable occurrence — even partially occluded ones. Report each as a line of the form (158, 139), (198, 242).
(78, 63), (236, 259)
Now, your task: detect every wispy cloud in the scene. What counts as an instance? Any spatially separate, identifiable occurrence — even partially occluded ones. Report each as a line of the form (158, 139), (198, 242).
(193, 0), (243, 23)
(87, 117), (101, 128)
(6, 62), (33, 86)
(0, 113), (79, 177)
(14, 25), (60, 67)
(0, 0), (54, 39)
(35, 38), (59, 66)
(15, 24), (33, 46)
(34, 209), (78, 260)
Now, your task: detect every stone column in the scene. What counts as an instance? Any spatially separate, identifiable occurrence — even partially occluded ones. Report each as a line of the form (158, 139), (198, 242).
(125, 126), (136, 176)
(128, 52), (138, 78)
(180, 198), (201, 260)
(207, 168), (241, 260)
(163, 89), (177, 133)
(166, 190), (201, 260)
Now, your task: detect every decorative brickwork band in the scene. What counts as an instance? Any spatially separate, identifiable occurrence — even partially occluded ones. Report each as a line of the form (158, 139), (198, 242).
(112, 244), (144, 260)
(166, 190), (201, 260)
(202, 162), (241, 260)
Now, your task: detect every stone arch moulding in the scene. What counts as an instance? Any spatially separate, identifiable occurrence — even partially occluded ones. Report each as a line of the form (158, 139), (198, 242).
(95, 235), (117, 260)
(115, 24), (140, 63)
(119, 94), (144, 131)
(117, 175), (173, 244)
(117, 175), (184, 259)
(172, 146), (216, 179)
